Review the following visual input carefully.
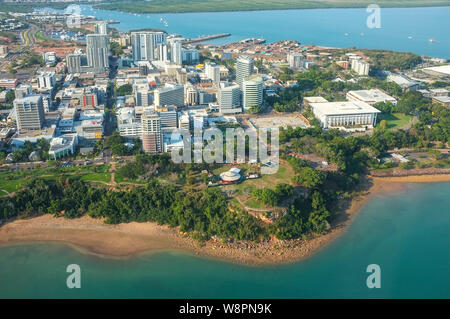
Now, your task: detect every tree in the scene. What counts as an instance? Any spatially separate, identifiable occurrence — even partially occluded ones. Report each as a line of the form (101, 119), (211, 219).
(115, 84), (132, 96)
(292, 167), (325, 188)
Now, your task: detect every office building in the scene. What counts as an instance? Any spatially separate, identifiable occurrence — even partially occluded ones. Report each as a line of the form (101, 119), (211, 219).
(154, 84), (184, 107)
(66, 54), (83, 74)
(205, 62), (220, 85)
(14, 95), (45, 131)
(157, 106), (178, 133)
(15, 84), (32, 99)
(117, 107), (142, 138)
(242, 75), (263, 111)
(157, 43), (170, 62)
(236, 55), (254, 87)
(186, 86), (198, 106)
(218, 84), (242, 114)
(182, 49), (200, 64)
(346, 89), (397, 106)
(310, 101), (381, 129)
(288, 53), (304, 69)
(141, 110), (162, 154)
(41, 93), (53, 112)
(135, 88), (153, 107)
(86, 34), (109, 73)
(37, 71), (56, 90)
(94, 21), (108, 35)
(131, 31), (155, 62)
(170, 40), (182, 65)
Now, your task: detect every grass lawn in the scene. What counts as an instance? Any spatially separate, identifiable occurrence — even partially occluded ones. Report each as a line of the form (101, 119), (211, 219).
(34, 30), (55, 42)
(244, 198), (268, 210)
(80, 173), (112, 183)
(378, 113), (413, 130)
(0, 176), (27, 193)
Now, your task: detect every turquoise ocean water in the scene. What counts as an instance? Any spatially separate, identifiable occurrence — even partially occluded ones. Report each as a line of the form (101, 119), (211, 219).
(68, 5), (450, 58)
(0, 182), (448, 298)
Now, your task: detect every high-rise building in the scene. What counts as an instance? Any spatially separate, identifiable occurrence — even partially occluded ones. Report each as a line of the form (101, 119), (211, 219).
(37, 71), (56, 90)
(236, 55), (254, 87)
(157, 106), (178, 133)
(170, 40), (182, 65)
(288, 53), (304, 69)
(157, 43), (169, 62)
(135, 88), (153, 107)
(66, 54), (84, 74)
(131, 32), (155, 62)
(186, 86), (198, 106)
(94, 21), (108, 35)
(86, 34), (109, 73)
(182, 49), (199, 64)
(14, 95), (45, 131)
(351, 59), (370, 76)
(218, 84), (241, 114)
(242, 75), (263, 111)
(141, 110), (162, 154)
(154, 84), (184, 107)
(15, 84), (32, 99)
(41, 93), (53, 112)
(205, 62), (220, 85)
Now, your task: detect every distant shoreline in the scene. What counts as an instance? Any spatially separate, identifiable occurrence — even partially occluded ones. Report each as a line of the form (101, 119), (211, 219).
(1, 174), (450, 265)
(92, 2), (450, 15)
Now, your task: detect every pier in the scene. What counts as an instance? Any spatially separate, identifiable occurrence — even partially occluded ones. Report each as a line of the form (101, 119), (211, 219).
(184, 33), (231, 44)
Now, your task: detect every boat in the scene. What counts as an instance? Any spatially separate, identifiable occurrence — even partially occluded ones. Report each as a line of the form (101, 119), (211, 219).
(344, 33), (349, 36)
(408, 36), (413, 39)
(429, 38), (435, 43)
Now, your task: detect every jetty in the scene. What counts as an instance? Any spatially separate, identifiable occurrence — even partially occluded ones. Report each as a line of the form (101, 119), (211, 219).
(184, 33), (231, 44)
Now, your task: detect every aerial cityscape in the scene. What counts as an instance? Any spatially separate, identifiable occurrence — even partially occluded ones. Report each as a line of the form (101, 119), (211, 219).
(0, 0), (449, 305)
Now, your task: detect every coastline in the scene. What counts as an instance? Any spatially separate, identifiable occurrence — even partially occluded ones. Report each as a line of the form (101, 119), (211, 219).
(93, 3), (450, 15)
(1, 174), (449, 266)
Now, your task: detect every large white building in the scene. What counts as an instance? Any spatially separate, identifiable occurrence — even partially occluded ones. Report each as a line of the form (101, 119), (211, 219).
(117, 107), (142, 138)
(310, 100), (381, 129)
(218, 83), (242, 114)
(48, 134), (78, 159)
(94, 21), (108, 35)
(288, 53), (304, 69)
(236, 55), (254, 87)
(346, 89), (397, 105)
(242, 75), (263, 111)
(170, 40), (182, 65)
(205, 62), (220, 85)
(351, 59), (370, 76)
(131, 31), (166, 62)
(154, 84), (184, 107)
(37, 71), (56, 90)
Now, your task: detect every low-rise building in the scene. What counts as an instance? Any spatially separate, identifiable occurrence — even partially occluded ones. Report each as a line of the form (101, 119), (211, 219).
(48, 134), (78, 159)
(310, 100), (381, 129)
(346, 89), (397, 105)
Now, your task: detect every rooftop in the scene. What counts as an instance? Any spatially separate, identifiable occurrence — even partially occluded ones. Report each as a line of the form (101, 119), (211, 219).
(310, 101), (381, 116)
(347, 89), (396, 103)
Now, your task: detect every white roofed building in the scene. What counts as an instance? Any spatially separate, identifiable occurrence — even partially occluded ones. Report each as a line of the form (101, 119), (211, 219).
(310, 101), (381, 129)
(346, 89), (397, 105)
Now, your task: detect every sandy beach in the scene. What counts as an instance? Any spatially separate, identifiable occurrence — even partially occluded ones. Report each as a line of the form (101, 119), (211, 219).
(1, 174), (449, 265)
